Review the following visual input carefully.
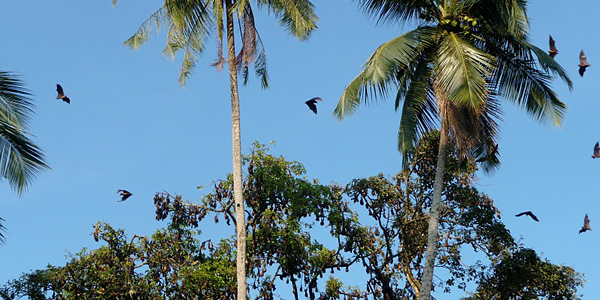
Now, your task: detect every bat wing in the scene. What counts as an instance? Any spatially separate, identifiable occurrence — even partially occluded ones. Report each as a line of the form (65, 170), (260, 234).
(528, 212), (539, 222)
(305, 100), (317, 114)
(56, 84), (64, 94)
(515, 212), (527, 217)
(579, 66), (587, 77)
(594, 142), (600, 156)
(549, 35), (557, 52)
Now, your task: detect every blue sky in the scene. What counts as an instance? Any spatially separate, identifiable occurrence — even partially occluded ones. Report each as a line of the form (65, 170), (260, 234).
(0, 0), (598, 298)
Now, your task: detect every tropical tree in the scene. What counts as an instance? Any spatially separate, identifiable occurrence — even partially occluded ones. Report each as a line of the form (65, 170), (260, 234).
(2, 138), (583, 299)
(0, 71), (49, 244)
(110, 1), (318, 298)
(464, 248), (584, 299)
(335, 1), (572, 299)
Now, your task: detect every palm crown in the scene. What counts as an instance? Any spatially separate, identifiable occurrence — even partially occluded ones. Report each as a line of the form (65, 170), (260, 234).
(336, 0), (571, 168)
(113, 0), (318, 86)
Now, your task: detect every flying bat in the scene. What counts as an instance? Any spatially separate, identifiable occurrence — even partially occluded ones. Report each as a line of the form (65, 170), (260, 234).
(579, 50), (591, 77)
(305, 97), (322, 114)
(579, 214), (591, 234)
(56, 84), (70, 104)
(117, 189), (133, 202)
(548, 35), (558, 59)
(593, 142), (600, 159)
(515, 211), (539, 222)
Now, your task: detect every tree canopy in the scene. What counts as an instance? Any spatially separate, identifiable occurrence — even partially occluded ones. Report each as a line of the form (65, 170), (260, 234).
(0, 137), (583, 299)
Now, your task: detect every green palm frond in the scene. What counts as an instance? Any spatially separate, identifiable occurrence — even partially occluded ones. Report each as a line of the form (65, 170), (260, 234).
(469, 0), (528, 37)
(355, 0), (439, 24)
(124, 7), (168, 50)
(396, 57), (437, 158)
(0, 121), (49, 195)
(526, 42), (573, 90)
(435, 33), (495, 110)
(336, 29), (427, 119)
(254, 49), (269, 89)
(123, 1), (212, 85)
(257, 0), (319, 40)
(179, 48), (200, 85)
(0, 72), (48, 195)
(493, 56), (566, 126)
(501, 0), (529, 35)
(0, 72), (35, 131)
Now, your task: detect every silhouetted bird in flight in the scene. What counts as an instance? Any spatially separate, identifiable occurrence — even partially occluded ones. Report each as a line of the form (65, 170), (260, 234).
(593, 142), (600, 159)
(515, 211), (539, 222)
(305, 97), (322, 114)
(56, 84), (70, 104)
(117, 189), (133, 202)
(579, 50), (591, 77)
(548, 35), (558, 58)
(580, 214), (591, 234)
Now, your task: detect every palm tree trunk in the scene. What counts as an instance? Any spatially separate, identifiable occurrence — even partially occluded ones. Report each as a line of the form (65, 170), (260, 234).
(225, 2), (247, 299)
(418, 115), (449, 300)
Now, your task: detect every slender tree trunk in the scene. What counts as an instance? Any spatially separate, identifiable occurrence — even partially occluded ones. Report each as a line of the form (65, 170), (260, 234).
(225, 2), (247, 299)
(418, 112), (449, 300)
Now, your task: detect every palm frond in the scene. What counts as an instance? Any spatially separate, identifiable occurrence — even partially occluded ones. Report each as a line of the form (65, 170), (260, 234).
(396, 57), (437, 161)
(0, 122), (49, 195)
(468, 0), (528, 37)
(124, 7), (168, 50)
(254, 49), (269, 89)
(354, 0), (439, 24)
(435, 33), (494, 110)
(335, 72), (367, 119)
(0, 72), (35, 131)
(526, 42), (573, 90)
(257, 0), (319, 40)
(492, 55), (566, 126)
(335, 28), (428, 120)
(124, 1), (212, 85)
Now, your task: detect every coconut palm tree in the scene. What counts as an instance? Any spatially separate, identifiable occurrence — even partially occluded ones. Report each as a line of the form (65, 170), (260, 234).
(335, 1), (571, 299)
(0, 71), (49, 244)
(110, 1), (318, 298)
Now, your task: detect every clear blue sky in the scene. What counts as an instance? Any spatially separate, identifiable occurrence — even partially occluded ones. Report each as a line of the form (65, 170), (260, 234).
(0, 1), (597, 298)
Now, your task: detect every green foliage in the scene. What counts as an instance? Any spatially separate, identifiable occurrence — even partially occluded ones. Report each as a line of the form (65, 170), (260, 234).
(337, 0), (572, 170)
(332, 131), (514, 298)
(154, 142), (349, 299)
(1, 139), (583, 299)
(112, 0), (318, 86)
(0, 71), (49, 195)
(464, 248), (584, 299)
(0, 223), (235, 300)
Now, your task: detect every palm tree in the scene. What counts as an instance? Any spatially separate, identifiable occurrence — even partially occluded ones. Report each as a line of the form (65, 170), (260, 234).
(335, 1), (571, 299)
(110, 1), (318, 298)
(0, 71), (50, 244)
